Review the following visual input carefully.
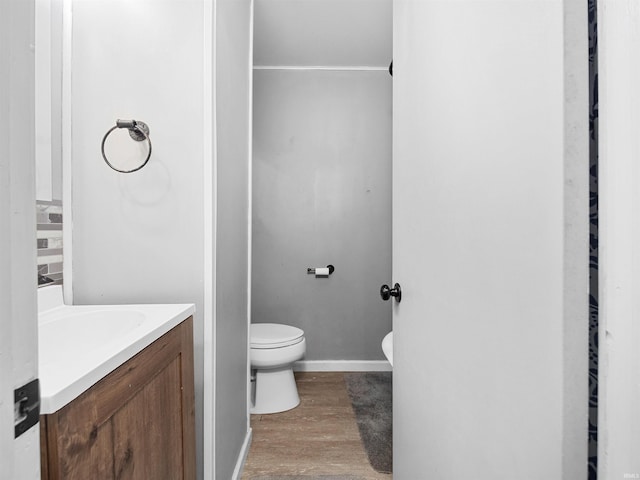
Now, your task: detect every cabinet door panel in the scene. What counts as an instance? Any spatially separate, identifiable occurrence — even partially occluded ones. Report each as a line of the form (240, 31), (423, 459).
(53, 407), (114, 479)
(112, 357), (183, 479)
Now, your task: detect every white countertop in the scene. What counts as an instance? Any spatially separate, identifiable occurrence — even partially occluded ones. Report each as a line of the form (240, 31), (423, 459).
(38, 286), (195, 414)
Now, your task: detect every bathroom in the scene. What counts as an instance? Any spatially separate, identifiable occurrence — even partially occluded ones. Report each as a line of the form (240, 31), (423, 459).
(2, 0), (640, 479)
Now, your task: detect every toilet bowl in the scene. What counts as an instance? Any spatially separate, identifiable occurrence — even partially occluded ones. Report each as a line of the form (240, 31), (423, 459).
(250, 323), (306, 414)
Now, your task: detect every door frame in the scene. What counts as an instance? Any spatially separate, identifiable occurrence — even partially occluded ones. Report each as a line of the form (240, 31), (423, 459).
(0, 0), (41, 477)
(597, 0), (640, 476)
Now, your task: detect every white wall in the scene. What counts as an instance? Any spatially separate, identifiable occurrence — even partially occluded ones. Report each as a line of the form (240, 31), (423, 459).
(34, 0), (64, 203)
(68, 2), (254, 477)
(0, 0), (41, 477)
(598, 0), (640, 476)
(70, 1), (207, 476)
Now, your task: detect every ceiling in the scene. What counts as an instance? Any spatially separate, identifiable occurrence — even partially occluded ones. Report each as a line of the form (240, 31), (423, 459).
(253, 0), (392, 68)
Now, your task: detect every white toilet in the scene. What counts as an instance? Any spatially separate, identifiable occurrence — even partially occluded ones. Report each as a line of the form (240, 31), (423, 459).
(250, 323), (306, 414)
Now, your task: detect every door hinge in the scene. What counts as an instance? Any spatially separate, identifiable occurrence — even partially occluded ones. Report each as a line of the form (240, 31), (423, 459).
(14, 379), (40, 438)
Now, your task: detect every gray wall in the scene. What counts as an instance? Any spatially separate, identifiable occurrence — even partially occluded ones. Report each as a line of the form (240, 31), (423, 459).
(252, 69), (392, 360)
(215, 0), (252, 478)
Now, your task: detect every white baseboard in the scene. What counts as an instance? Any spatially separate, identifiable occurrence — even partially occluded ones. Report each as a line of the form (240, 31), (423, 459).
(231, 428), (252, 480)
(294, 360), (392, 372)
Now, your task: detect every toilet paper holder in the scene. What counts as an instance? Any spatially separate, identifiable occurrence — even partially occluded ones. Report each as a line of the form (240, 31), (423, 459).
(307, 265), (335, 275)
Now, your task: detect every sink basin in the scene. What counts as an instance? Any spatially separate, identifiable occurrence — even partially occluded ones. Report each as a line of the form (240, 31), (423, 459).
(38, 285), (195, 414)
(382, 331), (393, 367)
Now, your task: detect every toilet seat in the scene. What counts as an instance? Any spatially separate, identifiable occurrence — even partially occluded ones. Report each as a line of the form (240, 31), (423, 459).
(251, 323), (304, 349)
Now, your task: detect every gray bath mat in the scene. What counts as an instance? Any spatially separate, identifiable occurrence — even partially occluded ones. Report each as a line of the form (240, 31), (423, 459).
(250, 477), (366, 480)
(344, 372), (392, 474)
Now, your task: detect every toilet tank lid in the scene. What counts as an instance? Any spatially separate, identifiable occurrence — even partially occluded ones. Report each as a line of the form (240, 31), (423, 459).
(251, 323), (304, 348)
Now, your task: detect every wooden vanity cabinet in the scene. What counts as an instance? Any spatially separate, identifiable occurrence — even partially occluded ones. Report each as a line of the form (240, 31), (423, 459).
(40, 317), (196, 480)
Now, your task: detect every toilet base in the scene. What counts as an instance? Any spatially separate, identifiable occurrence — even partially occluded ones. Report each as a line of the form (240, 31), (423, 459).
(251, 366), (300, 414)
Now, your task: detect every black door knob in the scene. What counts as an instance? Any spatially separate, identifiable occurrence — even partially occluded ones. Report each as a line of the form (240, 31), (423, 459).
(380, 283), (402, 303)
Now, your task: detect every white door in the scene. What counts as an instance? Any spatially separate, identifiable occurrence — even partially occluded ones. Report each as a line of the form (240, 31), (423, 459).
(391, 1), (589, 478)
(1, 0), (41, 477)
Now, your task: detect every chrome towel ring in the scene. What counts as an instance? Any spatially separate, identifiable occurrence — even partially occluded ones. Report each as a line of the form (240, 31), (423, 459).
(101, 119), (152, 173)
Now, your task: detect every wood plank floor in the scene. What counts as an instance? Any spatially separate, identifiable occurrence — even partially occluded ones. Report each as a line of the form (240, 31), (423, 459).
(241, 372), (392, 480)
